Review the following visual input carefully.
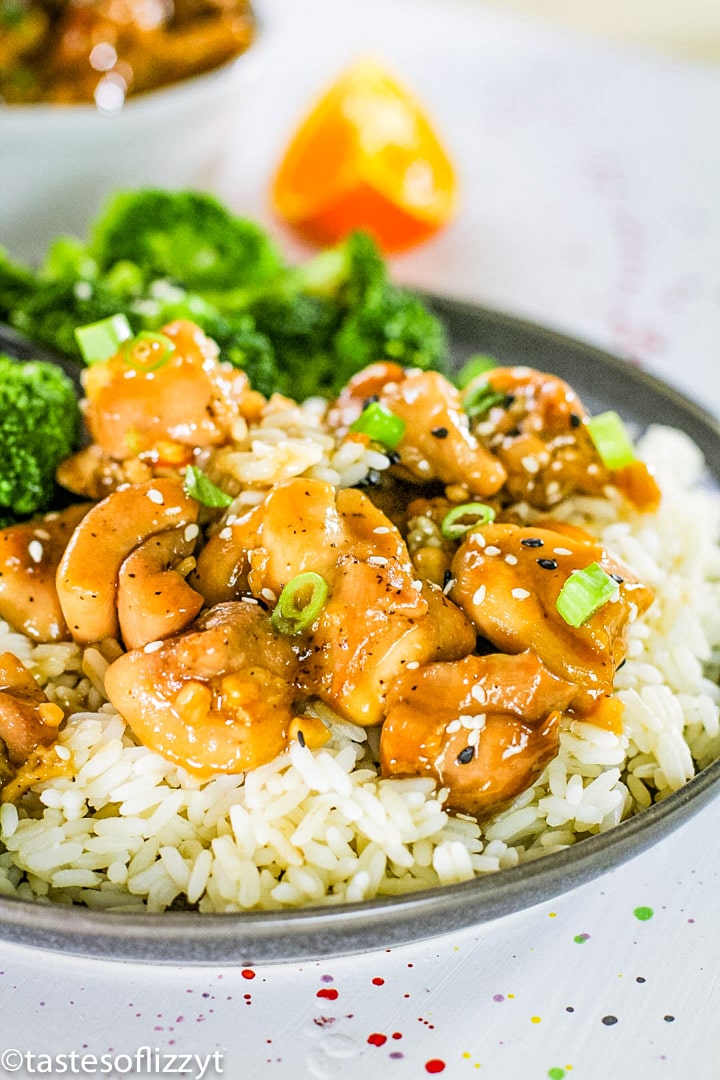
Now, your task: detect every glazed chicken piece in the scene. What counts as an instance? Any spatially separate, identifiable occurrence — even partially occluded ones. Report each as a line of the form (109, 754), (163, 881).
(59, 319), (263, 500)
(104, 602), (299, 778)
(380, 651), (574, 818)
(450, 521), (654, 711)
(298, 556), (475, 725)
(56, 478), (201, 646)
(192, 477), (476, 725)
(0, 504), (91, 642)
(466, 366), (660, 511)
(328, 362), (507, 497)
(0, 652), (63, 768)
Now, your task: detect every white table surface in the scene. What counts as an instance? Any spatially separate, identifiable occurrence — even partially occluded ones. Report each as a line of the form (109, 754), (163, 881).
(3, 1), (720, 1077)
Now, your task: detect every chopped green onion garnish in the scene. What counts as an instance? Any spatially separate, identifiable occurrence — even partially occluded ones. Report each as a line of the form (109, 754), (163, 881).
(183, 466), (233, 508)
(271, 572), (329, 634)
(121, 331), (176, 372)
(556, 562), (619, 628)
(455, 353), (498, 389)
(462, 380), (507, 421)
(349, 401), (406, 450)
(74, 314), (132, 365)
(441, 502), (497, 539)
(586, 411), (636, 470)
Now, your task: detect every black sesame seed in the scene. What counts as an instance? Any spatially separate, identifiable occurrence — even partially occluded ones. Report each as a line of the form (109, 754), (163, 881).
(537, 558), (558, 570)
(521, 537), (544, 548)
(386, 450), (401, 465)
(456, 745), (474, 765)
(442, 569), (453, 589)
(569, 412), (582, 428)
(431, 426), (449, 439)
(601, 1016), (618, 1026)
(297, 730), (306, 748)
(504, 394), (516, 408)
(362, 395), (380, 408)
(610, 573), (624, 584)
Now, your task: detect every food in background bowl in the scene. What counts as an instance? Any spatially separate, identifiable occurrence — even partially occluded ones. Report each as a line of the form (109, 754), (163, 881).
(0, 0), (255, 108)
(0, 20), (262, 264)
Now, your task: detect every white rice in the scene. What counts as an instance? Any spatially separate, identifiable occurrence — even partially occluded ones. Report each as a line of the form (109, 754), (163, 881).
(0, 423), (719, 912)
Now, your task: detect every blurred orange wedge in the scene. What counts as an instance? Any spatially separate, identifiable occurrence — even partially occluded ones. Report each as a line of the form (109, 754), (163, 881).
(271, 59), (458, 254)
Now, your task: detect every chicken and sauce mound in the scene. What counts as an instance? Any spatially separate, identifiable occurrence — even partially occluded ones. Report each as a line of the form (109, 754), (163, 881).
(0, 0), (254, 107)
(0, 319), (661, 821)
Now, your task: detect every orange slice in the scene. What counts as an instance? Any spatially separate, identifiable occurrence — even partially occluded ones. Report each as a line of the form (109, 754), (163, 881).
(271, 58), (458, 254)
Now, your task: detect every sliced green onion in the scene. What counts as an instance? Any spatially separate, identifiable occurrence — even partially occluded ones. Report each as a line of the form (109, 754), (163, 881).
(586, 411), (636, 470)
(462, 380), (507, 421)
(183, 466), (233, 508)
(441, 502), (496, 539)
(271, 572), (329, 634)
(74, 314), (132, 365)
(121, 331), (176, 372)
(349, 401), (406, 450)
(556, 562), (619, 628)
(455, 353), (498, 390)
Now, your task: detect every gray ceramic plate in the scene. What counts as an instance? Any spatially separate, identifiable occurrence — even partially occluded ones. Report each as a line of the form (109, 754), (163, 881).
(1, 296), (719, 965)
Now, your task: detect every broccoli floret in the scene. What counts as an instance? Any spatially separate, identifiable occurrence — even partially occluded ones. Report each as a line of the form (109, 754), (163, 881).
(88, 190), (285, 291)
(333, 284), (448, 383)
(0, 355), (81, 522)
(0, 247), (35, 323)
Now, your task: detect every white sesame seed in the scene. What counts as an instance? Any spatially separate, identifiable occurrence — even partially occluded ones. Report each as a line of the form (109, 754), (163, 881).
(43, 512), (60, 521)
(588, 463), (600, 475)
(416, 459), (432, 475)
(442, 576), (456, 595)
(241, 596), (259, 605)
(412, 580), (423, 591)
(373, 526), (391, 535)
(472, 585), (487, 605)
(218, 527), (233, 541)
(485, 546), (501, 556)
(553, 547), (573, 556)
(504, 554), (518, 565)
(165, 505), (182, 516)
(146, 488), (164, 505)
(116, 483), (131, 492)
(261, 588), (277, 602)
(184, 523), (200, 543)
(446, 719), (462, 734)
(521, 455), (540, 474)
(406, 661), (420, 670)
(143, 640), (164, 653)
(472, 533), (486, 548)
(54, 745), (71, 761)
(460, 713), (486, 729)
(546, 481), (560, 496)
(28, 540), (44, 564)
(33, 529), (51, 541)
(368, 556), (388, 567)
(470, 684), (487, 704)
(467, 728), (481, 747)
(511, 588), (531, 600)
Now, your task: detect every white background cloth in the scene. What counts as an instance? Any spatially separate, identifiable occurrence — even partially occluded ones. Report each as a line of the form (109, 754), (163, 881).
(3, 1), (719, 1077)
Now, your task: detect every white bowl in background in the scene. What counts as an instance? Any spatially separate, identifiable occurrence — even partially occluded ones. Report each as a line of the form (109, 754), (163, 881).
(0, 42), (265, 266)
